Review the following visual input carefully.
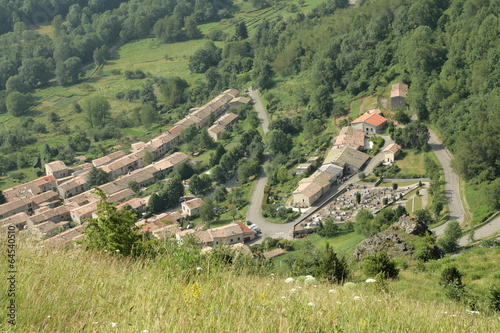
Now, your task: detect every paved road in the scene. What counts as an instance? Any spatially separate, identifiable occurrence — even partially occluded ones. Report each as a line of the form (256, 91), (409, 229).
(459, 214), (500, 246)
(244, 95), (398, 242)
(428, 129), (466, 236)
(246, 88), (294, 241)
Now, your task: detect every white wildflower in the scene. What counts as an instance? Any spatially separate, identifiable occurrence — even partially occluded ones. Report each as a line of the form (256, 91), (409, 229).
(143, 330), (149, 333)
(111, 323), (117, 327)
(266, 283), (270, 286)
(196, 267), (202, 271)
(281, 296), (286, 299)
(307, 302), (316, 307)
(115, 249), (120, 252)
(466, 310), (480, 315)
(93, 322), (99, 325)
(329, 289), (336, 293)
(47, 315), (51, 318)
(377, 300), (382, 302)
(365, 278), (376, 283)
(285, 278), (294, 283)
(290, 288), (297, 293)
(353, 296), (361, 300)
(270, 273), (275, 276)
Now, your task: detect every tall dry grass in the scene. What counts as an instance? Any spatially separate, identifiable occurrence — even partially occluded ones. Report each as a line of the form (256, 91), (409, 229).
(0, 236), (498, 332)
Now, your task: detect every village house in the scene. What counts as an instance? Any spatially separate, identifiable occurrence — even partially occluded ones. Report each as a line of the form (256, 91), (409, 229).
(92, 150), (127, 168)
(307, 156), (320, 165)
(383, 143), (402, 163)
(351, 111), (388, 134)
(175, 115), (203, 130)
(176, 221), (255, 247)
(390, 83), (408, 109)
(101, 150), (147, 179)
(136, 213), (182, 238)
(45, 161), (70, 179)
(207, 123), (226, 141)
(0, 212), (29, 229)
(107, 188), (135, 204)
(116, 197), (147, 214)
(31, 191), (60, 208)
(0, 198), (35, 219)
(117, 166), (156, 188)
(34, 175), (58, 193)
(207, 223), (248, 246)
(293, 170), (336, 207)
(293, 182), (323, 207)
(228, 96), (251, 109)
(69, 201), (98, 224)
(334, 126), (366, 150)
(44, 225), (85, 246)
(318, 163), (344, 182)
(324, 146), (370, 174)
(215, 113), (239, 129)
(150, 152), (190, 179)
(65, 190), (98, 207)
(263, 248), (286, 260)
(2, 180), (43, 202)
(28, 205), (71, 227)
(57, 176), (87, 199)
(181, 198), (204, 216)
(296, 163), (312, 175)
(33, 220), (71, 238)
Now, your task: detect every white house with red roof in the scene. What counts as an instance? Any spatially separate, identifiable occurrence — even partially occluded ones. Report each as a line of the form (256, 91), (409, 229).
(351, 110), (388, 134)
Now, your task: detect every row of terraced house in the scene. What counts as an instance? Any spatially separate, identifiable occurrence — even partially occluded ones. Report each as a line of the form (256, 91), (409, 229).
(0, 89), (244, 242)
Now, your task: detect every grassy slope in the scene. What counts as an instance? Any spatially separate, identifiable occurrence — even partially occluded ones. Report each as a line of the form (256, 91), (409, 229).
(1, 236), (498, 332)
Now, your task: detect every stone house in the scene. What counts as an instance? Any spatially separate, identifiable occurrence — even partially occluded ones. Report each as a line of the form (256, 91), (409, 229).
(181, 198), (204, 216)
(57, 176), (87, 199)
(324, 146), (370, 174)
(351, 111), (387, 134)
(383, 143), (402, 163)
(45, 161), (70, 179)
(390, 83), (408, 109)
(334, 126), (366, 150)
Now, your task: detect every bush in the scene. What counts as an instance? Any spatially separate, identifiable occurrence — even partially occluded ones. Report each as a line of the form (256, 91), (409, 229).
(362, 252), (399, 279)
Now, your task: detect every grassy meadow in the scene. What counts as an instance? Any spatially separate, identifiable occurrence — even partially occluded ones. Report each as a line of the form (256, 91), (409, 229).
(1, 235), (498, 332)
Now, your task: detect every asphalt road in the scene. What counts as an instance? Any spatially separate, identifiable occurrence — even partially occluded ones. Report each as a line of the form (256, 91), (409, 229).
(244, 91), (397, 242)
(459, 214), (500, 246)
(428, 129), (466, 236)
(246, 88), (294, 241)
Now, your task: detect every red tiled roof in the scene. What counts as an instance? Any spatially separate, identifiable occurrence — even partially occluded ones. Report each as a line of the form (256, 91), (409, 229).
(351, 113), (387, 127)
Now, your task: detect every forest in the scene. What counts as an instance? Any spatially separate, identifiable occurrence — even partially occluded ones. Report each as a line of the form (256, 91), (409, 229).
(0, 0), (498, 219)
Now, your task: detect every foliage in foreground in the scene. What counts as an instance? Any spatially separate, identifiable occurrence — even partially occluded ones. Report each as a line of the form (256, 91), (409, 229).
(2, 236), (498, 333)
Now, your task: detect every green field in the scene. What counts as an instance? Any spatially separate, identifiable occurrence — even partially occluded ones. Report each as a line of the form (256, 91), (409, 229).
(395, 150), (426, 176)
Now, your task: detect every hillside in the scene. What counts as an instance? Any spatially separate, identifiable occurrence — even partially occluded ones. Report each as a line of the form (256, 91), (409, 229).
(1, 235), (498, 332)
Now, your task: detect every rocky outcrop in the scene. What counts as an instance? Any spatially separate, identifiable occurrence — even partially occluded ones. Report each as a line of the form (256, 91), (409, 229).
(390, 214), (428, 236)
(353, 214), (440, 261)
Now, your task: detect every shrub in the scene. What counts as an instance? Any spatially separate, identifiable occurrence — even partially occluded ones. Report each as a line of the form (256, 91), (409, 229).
(440, 266), (466, 302)
(363, 252), (399, 279)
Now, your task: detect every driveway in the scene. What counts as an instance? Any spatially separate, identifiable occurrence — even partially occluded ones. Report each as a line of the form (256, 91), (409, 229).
(428, 129), (466, 236)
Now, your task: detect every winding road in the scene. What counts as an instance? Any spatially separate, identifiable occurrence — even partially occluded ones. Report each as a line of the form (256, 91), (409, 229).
(428, 129), (466, 236)
(246, 88), (294, 241)
(244, 90), (498, 244)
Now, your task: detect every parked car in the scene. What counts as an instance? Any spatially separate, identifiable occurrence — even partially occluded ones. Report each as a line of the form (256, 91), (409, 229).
(246, 220), (253, 226)
(250, 225), (261, 233)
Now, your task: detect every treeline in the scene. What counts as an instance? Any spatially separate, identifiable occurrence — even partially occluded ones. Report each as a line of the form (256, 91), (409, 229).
(242, 0), (498, 213)
(0, 0), (234, 94)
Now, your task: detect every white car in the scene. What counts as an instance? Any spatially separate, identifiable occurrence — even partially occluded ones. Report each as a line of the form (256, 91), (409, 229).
(250, 225), (261, 233)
